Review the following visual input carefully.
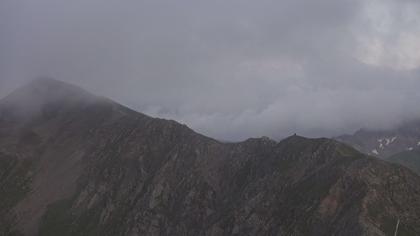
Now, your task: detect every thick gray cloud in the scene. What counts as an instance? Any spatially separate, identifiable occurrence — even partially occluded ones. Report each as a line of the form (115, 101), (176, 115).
(1, 0), (420, 141)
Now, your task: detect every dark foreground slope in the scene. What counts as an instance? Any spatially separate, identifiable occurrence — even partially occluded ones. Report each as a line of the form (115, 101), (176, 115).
(1, 79), (420, 236)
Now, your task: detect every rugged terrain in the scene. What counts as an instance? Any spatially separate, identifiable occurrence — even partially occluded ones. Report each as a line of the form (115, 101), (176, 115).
(1, 78), (420, 236)
(337, 124), (420, 176)
(337, 124), (420, 159)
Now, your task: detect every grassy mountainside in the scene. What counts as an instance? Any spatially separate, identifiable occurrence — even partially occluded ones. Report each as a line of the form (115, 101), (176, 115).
(387, 150), (420, 175)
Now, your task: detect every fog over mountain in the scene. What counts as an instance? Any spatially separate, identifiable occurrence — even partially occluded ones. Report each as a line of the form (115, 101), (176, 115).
(2, 0), (420, 141)
(1, 78), (420, 235)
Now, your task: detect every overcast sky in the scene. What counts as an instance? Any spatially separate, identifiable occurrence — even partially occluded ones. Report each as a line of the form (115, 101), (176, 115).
(1, 0), (420, 141)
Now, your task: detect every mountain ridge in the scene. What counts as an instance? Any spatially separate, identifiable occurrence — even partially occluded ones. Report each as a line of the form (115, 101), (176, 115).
(336, 122), (420, 176)
(336, 122), (420, 158)
(1, 79), (420, 235)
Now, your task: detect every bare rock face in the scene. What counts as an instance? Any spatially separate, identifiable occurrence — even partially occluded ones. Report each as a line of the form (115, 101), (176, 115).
(1, 79), (420, 236)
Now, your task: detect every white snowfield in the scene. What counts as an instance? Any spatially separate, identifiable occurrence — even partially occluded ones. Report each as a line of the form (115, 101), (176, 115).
(376, 136), (398, 151)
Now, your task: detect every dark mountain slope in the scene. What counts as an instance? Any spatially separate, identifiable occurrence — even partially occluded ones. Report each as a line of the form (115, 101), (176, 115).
(1, 79), (420, 236)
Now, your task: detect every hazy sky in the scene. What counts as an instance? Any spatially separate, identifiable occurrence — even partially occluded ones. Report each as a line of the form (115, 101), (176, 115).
(1, 0), (420, 141)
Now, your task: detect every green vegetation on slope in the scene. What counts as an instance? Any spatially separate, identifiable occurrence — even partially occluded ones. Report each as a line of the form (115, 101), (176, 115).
(387, 150), (420, 175)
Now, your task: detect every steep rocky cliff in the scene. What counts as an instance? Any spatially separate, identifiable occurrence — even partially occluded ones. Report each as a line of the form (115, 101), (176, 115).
(1, 79), (420, 236)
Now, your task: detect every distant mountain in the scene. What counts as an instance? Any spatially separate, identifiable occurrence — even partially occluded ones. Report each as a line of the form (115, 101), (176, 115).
(336, 123), (420, 176)
(1, 79), (420, 236)
(336, 123), (420, 158)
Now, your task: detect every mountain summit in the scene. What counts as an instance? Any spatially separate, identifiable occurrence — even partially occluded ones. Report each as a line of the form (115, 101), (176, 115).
(1, 80), (420, 236)
(0, 78), (98, 119)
